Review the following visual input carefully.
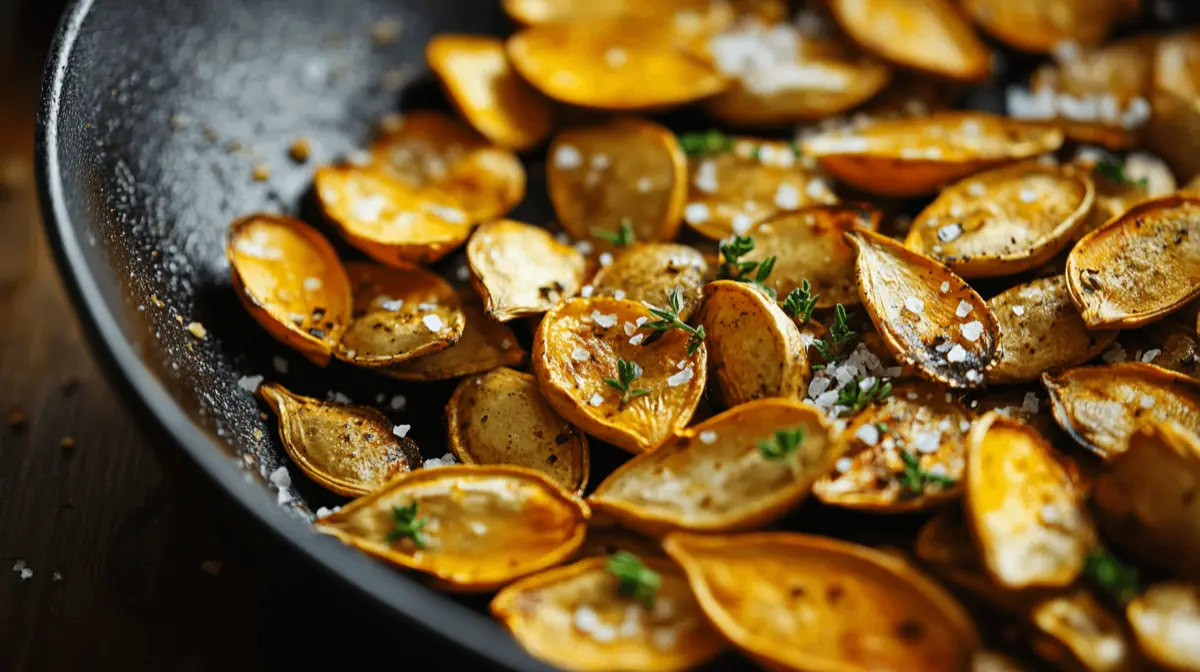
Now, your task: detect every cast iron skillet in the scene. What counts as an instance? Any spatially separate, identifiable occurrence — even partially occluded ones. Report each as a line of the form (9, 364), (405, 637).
(36, 0), (561, 669)
(35, 0), (1200, 668)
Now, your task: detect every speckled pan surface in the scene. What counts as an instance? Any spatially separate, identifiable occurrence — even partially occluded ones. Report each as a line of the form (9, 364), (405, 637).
(36, 0), (557, 669)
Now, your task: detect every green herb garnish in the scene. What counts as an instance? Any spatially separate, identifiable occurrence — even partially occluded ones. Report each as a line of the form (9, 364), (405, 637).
(386, 502), (429, 548)
(812, 304), (857, 363)
(606, 551), (661, 609)
(592, 218), (635, 247)
(1096, 158), (1148, 188)
(718, 235), (777, 298)
(678, 130), (734, 157)
(835, 376), (892, 416)
(783, 279), (819, 322)
(643, 287), (707, 356)
(758, 427), (806, 462)
(604, 358), (651, 406)
(899, 450), (955, 493)
(1084, 547), (1141, 606)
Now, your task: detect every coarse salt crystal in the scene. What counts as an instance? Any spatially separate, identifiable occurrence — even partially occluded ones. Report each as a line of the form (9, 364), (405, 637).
(1012, 305), (1026, 316)
(1141, 349), (1161, 363)
(303, 277), (323, 291)
(237, 375), (263, 393)
(599, 252), (614, 267)
(575, 240), (594, 255)
(423, 453), (459, 469)
(731, 213), (753, 235)
(937, 223), (963, 242)
(939, 281), (950, 293)
(684, 203), (710, 225)
(393, 424), (411, 438)
(636, 177), (653, 193)
(417, 302), (438, 312)
(592, 312), (618, 328)
(835, 457), (853, 473)
(955, 300), (974, 318)
(774, 183), (801, 210)
(623, 322), (638, 336)
(1140, 395), (1156, 409)
(380, 298), (404, 311)
(926, 463), (948, 478)
(629, 333), (645, 345)
(571, 347), (590, 362)
(1021, 392), (1040, 414)
(667, 366), (694, 387)
(960, 321), (984, 342)
(554, 145), (582, 169)
(904, 297), (924, 315)
(808, 377), (832, 398)
(947, 345), (968, 363)
(272, 356), (289, 374)
(855, 423), (880, 446)
(1102, 344), (1128, 363)
(1019, 188), (1037, 203)
(580, 285), (595, 298)
(422, 314), (444, 332)
(693, 160), (719, 194)
(967, 182), (986, 196)
(315, 506), (335, 518)
(699, 431), (718, 445)
(612, 290), (625, 300)
(589, 393), (605, 407)
(914, 432), (940, 454)
(269, 466), (291, 487)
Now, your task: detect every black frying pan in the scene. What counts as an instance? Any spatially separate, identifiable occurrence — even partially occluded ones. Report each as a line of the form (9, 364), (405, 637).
(35, 0), (1200, 669)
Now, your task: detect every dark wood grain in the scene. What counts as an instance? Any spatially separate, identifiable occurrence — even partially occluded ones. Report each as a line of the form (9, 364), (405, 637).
(0, 12), (466, 671)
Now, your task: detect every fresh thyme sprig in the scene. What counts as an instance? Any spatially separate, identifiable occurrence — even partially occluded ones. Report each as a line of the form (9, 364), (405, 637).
(718, 235), (777, 299)
(604, 358), (651, 406)
(678, 130), (734, 157)
(386, 502), (429, 548)
(1096, 157), (1148, 188)
(592, 218), (635, 247)
(606, 551), (661, 609)
(899, 450), (955, 493)
(758, 427), (806, 462)
(642, 287), (706, 355)
(783, 280), (819, 322)
(1084, 547), (1141, 606)
(812, 304), (857, 365)
(835, 376), (892, 416)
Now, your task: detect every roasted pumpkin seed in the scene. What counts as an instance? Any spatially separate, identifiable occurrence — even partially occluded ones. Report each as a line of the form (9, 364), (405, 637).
(814, 382), (970, 513)
(906, 162), (1095, 278)
(336, 262), (465, 367)
(227, 214), (352, 366)
(1145, 30), (1200, 182)
(694, 280), (810, 409)
(590, 399), (834, 536)
(533, 298), (706, 453)
(801, 113), (1063, 197)
(1127, 582), (1200, 672)
(447, 367), (589, 493)
(490, 556), (725, 672)
(259, 383), (421, 496)
(1076, 152), (1176, 239)
(828, 0), (991, 82)
(1043, 362), (1200, 457)
(314, 164), (472, 267)
(848, 229), (1000, 389)
(682, 137), (836, 240)
(467, 219), (587, 322)
(1067, 194), (1200, 329)
(664, 532), (980, 672)
(370, 110), (526, 222)
(426, 34), (555, 151)
(987, 275), (1118, 384)
(315, 465), (588, 591)
(506, 19), (727, 111)
(743, 205), (879, 308)
(1028, 590), (1137, 672)
(590, 243), (708, 321)
(965, 411), (1096, 589)
(381, 289), (526, 382)
(547, 118), (687, 247)
(962, 0), (1125, 53)
(1094, 421), (1200, 582)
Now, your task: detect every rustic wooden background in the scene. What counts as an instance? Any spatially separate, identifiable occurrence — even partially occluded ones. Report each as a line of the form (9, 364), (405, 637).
(0, 5), (466, 670)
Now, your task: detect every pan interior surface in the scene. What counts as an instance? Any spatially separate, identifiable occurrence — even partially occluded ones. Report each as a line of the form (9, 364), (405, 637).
(37, 0), (556, 669)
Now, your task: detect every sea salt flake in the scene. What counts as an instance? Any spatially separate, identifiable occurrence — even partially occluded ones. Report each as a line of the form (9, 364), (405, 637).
(699, 431), (718, 444)
(913, 432), (940, 454)
(904, 297), (924, 315)
(393, 424), (411, 438)
(1012, 305), (1026, 316)
(1140, 395), (1156, 409)
(629, 333), (645, 345)
(589, 393), (605, 407)
(960, 321), (984, 342)
(947, 345), (968, 363)
(554, 145), (582, 169)
(854, 423), (880, 446)
(955, 300), (973, 318)
(237, 375), (264, 393)
(269, 466), (291, 488)
(1141, 349), (1161, 363)
(422, 314), (444, 332)
(684, 203), (710, 225)
(571, 347), (590, 362)
(592, 312), (618, 328)
(939, 281), (950, 293)
(835, 457), (853, 473)
(667, 366), (695, 387)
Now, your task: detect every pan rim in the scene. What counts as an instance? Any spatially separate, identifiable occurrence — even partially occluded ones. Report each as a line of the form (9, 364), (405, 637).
(33, 1), (552, 669)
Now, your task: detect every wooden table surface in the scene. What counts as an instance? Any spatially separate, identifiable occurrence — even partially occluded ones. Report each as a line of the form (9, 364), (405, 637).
(0, 8), (467, 671)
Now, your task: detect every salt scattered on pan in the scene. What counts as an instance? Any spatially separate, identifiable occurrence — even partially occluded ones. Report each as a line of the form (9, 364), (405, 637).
(684, 203), (711, 225)
(272, 356), (289, 374)
(1141, 349), (1161, 363)
(939, 281), (950, 294)
(237, 375), (264, 393)
(955, 300), (973, 318)
(269, 466), (291, 488)
(947, 345), (968, 363)
(960, 321), (984, 342)
(315, 506), (337, 518)
(699, 430), (718, 444)
(277, 488), (294, 505)
(422, 314), (444, 332)
(571, 347), (590, 362)
(1021, 392), (1040, 414)
(904, 297), (924, 315)
(423, 453), (459, 469)
(854, 423), (880, 446)
(667, 366), (695, 387)
(589, 393), (605, 407)
(393, 424), (411, 439)
(592, 312), (618, 328)
(1102, 343), (1128, 363)
(554, 144), (583, 170)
